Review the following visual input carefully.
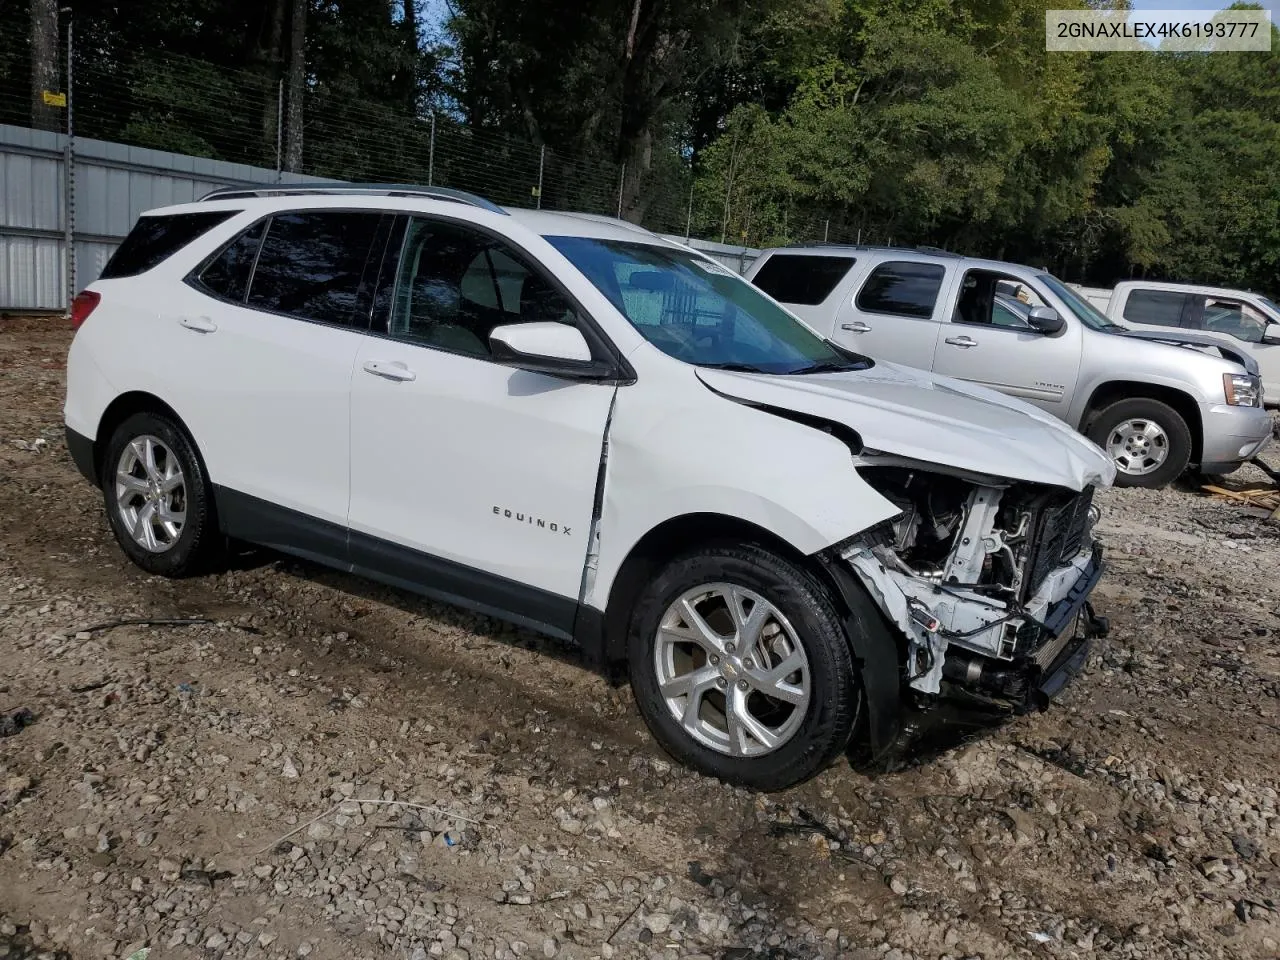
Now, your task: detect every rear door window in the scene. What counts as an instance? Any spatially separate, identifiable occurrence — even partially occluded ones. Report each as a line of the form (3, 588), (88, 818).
(855, 261), (945, 319)
(101, 211), (238, 279)
(752, 254), (856, 305)
(246, 211), (385, 327)
(1121, 290), (1193, 327)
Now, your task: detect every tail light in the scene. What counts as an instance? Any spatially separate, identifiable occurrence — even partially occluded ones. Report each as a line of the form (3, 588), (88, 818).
(70, 290), (101, 330)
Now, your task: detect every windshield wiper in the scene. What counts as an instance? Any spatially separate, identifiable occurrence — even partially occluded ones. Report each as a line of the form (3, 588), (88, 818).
(698, 362), (770, 373)
(787, 360), (866, 375)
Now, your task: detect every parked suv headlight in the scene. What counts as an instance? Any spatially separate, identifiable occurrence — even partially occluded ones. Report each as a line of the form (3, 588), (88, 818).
(1223, 373), (1262, 407)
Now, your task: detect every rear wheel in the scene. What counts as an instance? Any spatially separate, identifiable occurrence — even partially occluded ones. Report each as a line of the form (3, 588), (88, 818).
(1086, 397), (1191, 489)
(626, 543), (863, 790)
(102, 411), (222, 576)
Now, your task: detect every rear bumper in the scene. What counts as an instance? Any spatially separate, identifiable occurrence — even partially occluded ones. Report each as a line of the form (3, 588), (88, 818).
(66, 425), (98, 487)
(1199, 403), (1272, 473)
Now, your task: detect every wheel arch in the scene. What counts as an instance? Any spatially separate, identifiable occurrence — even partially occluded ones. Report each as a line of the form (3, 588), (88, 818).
(93, 392), (205, 483)
(1080, 380), (1203, 464)
(590, 512), (905, 761)
(597, 512), (811, 668)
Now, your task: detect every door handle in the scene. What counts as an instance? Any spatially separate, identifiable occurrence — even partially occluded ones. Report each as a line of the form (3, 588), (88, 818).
(944, 335), (979, 348)
(840, 321), (872, 333)
(362, 359), (417, 382)
(179, 315), (217, 334)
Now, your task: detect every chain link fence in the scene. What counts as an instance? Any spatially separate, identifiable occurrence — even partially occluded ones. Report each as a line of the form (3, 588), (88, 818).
(0, 17), (896, 288)
(0, 22), (700, 231)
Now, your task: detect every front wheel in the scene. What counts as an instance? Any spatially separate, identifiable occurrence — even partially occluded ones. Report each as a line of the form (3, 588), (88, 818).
(626, 544), (863, 791)
(1086, 397), (1192, 489)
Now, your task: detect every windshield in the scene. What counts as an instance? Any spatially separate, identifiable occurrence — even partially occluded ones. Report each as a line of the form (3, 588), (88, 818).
(1037, 274), (1125, 331)
(1260, 295), (1280, 319)
(546, 236), (870, 374)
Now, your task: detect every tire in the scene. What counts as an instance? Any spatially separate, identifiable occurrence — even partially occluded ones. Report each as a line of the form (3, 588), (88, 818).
(101, 411), (222, 577)
(626, 543), (863, 791)
(1086, 397), (1192, 489)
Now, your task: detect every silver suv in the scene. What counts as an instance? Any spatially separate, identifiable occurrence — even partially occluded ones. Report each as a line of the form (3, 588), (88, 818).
(747, 247), (1272, 488)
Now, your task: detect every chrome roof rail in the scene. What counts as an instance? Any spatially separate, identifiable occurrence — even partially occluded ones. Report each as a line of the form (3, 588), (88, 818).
(198, 182), (508, 215)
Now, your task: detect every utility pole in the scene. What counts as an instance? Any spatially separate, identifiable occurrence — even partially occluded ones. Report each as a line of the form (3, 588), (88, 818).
(29, 0), (59, 131)
(61, 6), (74, 308)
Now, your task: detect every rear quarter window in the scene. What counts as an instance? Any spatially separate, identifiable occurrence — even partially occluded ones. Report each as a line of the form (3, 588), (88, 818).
(100, 211), (239, 279)
(752, 254), (856, 305)
(196, 220), (268, 303)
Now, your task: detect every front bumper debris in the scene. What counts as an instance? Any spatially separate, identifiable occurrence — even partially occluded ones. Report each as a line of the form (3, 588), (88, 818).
(843, 538), (1108, 708)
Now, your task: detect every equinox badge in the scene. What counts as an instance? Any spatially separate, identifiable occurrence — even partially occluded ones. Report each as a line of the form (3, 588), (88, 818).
(493, 506), (571, 536)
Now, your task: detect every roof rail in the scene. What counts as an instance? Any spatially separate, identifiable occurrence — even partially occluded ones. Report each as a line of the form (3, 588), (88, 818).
(198, 182), (508, 215)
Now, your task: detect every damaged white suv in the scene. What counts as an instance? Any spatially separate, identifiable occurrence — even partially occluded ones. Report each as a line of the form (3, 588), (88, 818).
(64, 185), (1115, 790)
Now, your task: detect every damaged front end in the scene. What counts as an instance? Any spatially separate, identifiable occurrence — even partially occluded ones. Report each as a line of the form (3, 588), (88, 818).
(843, 466), (1110, 712)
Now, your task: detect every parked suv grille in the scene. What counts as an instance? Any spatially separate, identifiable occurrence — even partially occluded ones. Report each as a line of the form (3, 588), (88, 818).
(1024, 486), (1094, 599)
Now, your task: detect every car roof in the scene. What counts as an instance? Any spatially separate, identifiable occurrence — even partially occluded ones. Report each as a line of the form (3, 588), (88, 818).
(759, 244), (1039, 274)
(503, 207), (686, 247)
(143, 186), (688, 251)
(1116, 279), (1266, 299)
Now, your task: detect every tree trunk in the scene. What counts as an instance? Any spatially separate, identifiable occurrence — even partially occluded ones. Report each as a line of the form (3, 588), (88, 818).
(261, 0), (287, 168)
(284, 0), (306, 172)
(29, 0), (60, 132)
(403, 0), (418, 113)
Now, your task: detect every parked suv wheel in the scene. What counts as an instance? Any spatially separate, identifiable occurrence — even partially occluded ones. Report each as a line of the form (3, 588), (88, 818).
(1086, 398), (1192, 489)
(627, 544), (862, 790)
(102, 412), (221, 576)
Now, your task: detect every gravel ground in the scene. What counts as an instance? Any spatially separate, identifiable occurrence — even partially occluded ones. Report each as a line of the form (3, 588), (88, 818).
(1, 316), (1278, 960)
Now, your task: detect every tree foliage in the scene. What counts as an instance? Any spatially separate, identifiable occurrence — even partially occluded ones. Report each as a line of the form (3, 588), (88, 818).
(1, 0), (1277, 290)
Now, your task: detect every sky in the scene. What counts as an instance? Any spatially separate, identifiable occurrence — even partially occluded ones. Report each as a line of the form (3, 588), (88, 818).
(1128, 0), (1279, 24)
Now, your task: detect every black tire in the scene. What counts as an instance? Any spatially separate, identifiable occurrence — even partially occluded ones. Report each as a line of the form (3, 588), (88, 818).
(1086, 397), (1192, 489)
(101, 411), (222, 577)
(627, 543), (863, 791)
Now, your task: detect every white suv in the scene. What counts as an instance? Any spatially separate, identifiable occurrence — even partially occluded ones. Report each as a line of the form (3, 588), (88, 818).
(64, 185), (1115, 790)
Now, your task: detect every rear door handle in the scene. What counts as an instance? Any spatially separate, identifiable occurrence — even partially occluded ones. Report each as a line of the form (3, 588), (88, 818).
(840, 321), (872, 333)
(179, 315), (217, 334)
(362, 359), (417, 382)
(944, 335), (978, 348)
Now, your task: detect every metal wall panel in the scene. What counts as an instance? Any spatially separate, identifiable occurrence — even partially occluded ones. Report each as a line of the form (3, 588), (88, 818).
(660, 234), (760, 274)
(0, 235), (64, 311)
(1, 151), (63, 231)
(1, 123), (331, 311)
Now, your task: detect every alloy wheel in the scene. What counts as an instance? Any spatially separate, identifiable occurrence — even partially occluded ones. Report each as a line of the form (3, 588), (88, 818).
(1106, 418), (1169, 477)
(653, 583), (811, 757)
(114, 435), (187, 553)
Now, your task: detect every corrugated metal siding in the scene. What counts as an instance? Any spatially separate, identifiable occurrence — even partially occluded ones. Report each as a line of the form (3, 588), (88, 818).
(660, 234), (760, 275)
(2, 151), (63, 231)
(0, 123), (331, 311)
(1, 235), (63, 311)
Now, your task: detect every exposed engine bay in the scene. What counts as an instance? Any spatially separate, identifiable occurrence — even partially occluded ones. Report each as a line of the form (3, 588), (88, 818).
(844, 465), (1103, 701)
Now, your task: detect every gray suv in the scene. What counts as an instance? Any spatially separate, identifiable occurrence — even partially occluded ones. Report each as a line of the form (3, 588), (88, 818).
(747, 246), (1272, 488)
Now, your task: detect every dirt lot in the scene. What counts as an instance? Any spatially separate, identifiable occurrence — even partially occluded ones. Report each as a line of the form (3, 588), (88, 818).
(1, 317), (1278, 960)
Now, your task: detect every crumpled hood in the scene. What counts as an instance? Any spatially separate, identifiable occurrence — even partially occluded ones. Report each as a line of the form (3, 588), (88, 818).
(1111, 328), (1259, 376)
(697, 362), (1116, 491)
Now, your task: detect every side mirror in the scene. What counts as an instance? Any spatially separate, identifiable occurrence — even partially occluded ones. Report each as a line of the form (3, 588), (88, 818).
(489, 322), (613, 379)
(1263, 322), (1280, 345)
(1027, 305), (1065, 334)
